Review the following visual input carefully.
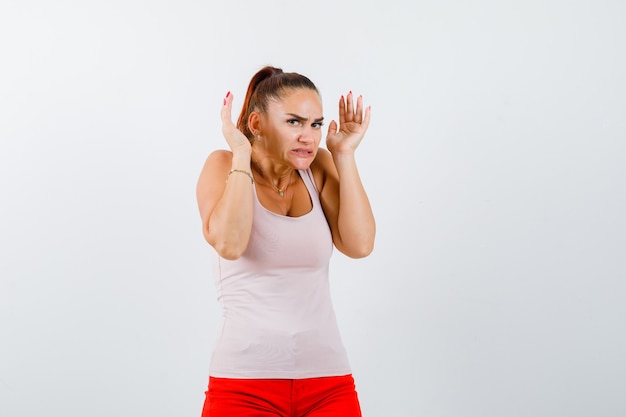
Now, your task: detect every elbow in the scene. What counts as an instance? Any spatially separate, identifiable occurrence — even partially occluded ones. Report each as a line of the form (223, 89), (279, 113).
(340, 240), (375, 259)
(214, 243), (246, 260)
(350, 243), (374, 259)
(205, 232), (248, 260)
(338, 227), (376, 259)
(336, 221), (376, 259)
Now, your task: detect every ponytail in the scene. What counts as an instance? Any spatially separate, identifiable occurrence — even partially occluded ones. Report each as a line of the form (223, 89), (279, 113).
(236, 66), (319, 141)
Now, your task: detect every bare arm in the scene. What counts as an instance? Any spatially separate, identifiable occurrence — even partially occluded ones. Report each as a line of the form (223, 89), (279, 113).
(196, 93), (254, 260)
(317, 92), (375, 258)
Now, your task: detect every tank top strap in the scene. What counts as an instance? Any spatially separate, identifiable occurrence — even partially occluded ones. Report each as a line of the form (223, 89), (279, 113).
(298, 168), (320, 200)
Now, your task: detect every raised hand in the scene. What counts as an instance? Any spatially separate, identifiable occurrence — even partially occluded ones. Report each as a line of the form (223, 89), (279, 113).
(221, 92), (252, 155)
(325, 92), (371, 155)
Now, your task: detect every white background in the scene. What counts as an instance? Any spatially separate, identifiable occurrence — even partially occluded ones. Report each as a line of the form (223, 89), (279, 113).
(1, 1), (625, 416)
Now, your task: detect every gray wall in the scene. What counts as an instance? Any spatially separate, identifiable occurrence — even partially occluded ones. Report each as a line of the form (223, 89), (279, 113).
(1, 0), (624, 416)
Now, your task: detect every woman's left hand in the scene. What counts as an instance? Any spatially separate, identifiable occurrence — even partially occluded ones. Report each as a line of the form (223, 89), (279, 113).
(326, 92), (371, 155)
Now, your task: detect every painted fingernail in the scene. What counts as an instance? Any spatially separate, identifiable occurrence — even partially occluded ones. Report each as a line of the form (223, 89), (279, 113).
(223, 98), (226, 105)
(226, 91), (231, 97)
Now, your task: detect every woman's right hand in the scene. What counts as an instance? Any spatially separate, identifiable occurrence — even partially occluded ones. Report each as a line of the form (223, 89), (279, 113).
(221, 92), (252, 155)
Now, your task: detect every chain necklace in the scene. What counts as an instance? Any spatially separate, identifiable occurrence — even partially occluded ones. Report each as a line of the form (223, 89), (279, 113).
(253, 162), (293, 198)
(271, 170), (293, 197)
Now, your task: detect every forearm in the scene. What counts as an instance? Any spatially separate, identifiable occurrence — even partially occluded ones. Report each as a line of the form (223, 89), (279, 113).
(205, 153), (254, 259)
(332, 152), (376, 257)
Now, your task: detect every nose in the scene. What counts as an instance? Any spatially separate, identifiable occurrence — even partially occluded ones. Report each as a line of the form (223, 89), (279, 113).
(298, 126), (317, 143)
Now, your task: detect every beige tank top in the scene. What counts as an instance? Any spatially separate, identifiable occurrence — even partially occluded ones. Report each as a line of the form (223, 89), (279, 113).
(209, 168), (351, 378)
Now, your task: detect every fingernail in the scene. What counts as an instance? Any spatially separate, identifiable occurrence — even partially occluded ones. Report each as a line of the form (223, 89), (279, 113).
(226, 91), (230, 97)
(349, 91), (352, 95)
(223, 98), (226, 105)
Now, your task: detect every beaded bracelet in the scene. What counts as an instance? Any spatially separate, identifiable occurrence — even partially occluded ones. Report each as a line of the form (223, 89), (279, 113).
(226, 169), (254, 184)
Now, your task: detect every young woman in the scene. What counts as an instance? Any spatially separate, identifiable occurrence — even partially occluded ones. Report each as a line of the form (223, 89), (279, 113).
(196, 66), (375, 416)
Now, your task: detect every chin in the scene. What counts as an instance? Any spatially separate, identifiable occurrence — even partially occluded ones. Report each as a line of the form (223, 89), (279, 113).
(292, 160), (314, 171)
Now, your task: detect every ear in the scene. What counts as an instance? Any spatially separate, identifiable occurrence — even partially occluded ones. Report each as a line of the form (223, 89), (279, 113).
(248, 111), (263, 136)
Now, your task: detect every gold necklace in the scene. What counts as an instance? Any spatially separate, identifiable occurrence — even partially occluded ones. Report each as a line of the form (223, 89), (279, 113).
(253, 162), (293, 198)
(270, 170), (293, 197)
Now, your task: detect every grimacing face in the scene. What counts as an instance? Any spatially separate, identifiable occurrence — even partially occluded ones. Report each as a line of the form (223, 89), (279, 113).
(257, 88), (324, 170)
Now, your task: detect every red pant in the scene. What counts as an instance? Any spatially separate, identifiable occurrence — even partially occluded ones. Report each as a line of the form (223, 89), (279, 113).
(201, 374), (362, 417)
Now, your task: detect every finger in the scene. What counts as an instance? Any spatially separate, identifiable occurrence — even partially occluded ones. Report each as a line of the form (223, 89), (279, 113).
(327, 120), (338, 136)
(355, 94), (364, 123)
(338, 95), (346, 125)
(220, 91), (233, 126)
(361, 105), (372, 132)
(345, 91), (354, 122)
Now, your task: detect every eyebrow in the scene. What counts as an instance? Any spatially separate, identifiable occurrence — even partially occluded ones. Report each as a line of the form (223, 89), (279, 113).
(286, 113), (324, 123)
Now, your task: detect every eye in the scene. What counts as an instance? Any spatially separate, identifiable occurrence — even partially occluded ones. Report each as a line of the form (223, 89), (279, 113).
(312, 122), (324, 129)
(287, 119), (301, 126)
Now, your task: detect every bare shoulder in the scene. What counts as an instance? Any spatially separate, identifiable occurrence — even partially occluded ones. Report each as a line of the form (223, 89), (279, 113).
(204, 149), (233, 169)
(312, 147), (333, 167)
(310, 148), (337, 190)
(197, 149), (233, 195)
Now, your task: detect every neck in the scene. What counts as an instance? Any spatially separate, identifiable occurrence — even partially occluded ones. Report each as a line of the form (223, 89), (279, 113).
(251, 157), (295, 196)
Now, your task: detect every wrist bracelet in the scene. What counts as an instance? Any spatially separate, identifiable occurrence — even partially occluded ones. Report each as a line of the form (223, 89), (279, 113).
(226, 169), (254, 184)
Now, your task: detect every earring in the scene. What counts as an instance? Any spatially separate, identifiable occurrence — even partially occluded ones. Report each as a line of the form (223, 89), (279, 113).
(256, 134), (262, 141)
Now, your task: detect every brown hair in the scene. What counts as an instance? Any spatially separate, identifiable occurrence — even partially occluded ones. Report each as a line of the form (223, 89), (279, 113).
(236, 66), (319, 141)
